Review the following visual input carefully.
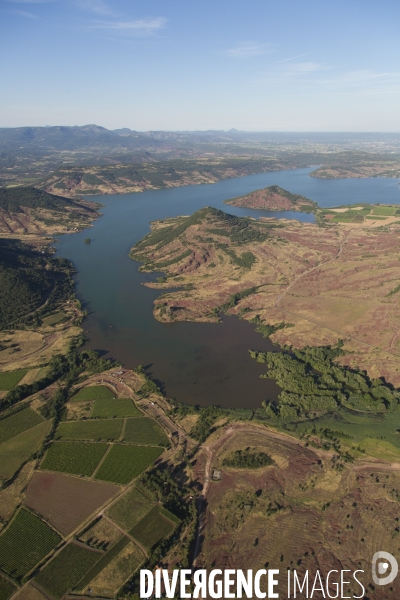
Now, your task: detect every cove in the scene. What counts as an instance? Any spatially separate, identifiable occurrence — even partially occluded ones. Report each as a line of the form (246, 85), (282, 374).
(55, 168), (400, 408)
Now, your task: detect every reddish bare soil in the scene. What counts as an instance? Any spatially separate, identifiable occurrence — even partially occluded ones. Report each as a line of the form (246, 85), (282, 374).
(195, 425), (400, 600)
(25, 471), (119, 535)
(225, 185), (315, 211)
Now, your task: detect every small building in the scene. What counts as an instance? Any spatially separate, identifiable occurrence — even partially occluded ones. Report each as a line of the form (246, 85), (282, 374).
(212, 469), (222, 481)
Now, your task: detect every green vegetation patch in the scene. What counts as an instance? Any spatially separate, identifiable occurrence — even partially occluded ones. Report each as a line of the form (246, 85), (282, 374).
(71, 385), (115, 403)
(0, 407), (44, 444)
(95, 445), (163, 484)
(107, 486), (155, 531)
(40, 441), (108, 477)
(35, 542), (101, 599)
(0, 420), (52, 480)
(0, 508), (61, 581)
(129, 505), (175, 552)
(75, 536), (131, 591)
(55, 419), (123, 441)
(42, 312), (67, 327)
(123, 417), (168, 446)
(0, 576), (16, 600)
(92, 397), (141, 418)
(222, 448), (273, 469)
(0, 370), (27, 391)
(387, 283), (400, 297)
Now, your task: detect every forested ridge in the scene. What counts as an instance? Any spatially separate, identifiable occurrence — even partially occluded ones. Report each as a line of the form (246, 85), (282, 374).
(0, 239), (74, 329)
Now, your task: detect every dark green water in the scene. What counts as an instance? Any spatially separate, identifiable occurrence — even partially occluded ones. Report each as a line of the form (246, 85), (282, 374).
(56, 168), (400, 408)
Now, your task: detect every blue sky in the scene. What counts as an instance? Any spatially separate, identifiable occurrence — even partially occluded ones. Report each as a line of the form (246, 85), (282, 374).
(1, 0), (400, 131)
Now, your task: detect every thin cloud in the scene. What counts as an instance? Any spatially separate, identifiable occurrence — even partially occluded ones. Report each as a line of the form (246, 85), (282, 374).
(88, 17), (166, 36)
(226, 42), (272, 58)
(76, 0), (117, 17)
(276, 53), (309, 63)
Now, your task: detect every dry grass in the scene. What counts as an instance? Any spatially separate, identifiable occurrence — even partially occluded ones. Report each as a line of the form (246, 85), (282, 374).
(13, 583), (48, 600)
(198, 426), (400, 597)
(84, 541), (144, 598)
(79, 518), (122, 547)
(0, 461), (36, 522)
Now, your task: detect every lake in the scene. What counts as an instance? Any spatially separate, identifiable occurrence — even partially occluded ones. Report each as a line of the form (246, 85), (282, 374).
(56, 168), (400, 408)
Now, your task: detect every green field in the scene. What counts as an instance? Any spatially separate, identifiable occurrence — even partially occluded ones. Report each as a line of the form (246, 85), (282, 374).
(55, 419), (123, 441)
(0, 370), (27, 391)
(92, 398), (142, 418)
(0, 420), (52, 480)
(0, 576), (16, 600)
(71, 386), (115, 403)
(0, 509), (61, 581)
(107, 486), (155, 531)
(372, 206), (397, 215)
(123, 417), (168, 446)
(40, 441), (108, 477)
(95, 445), (163, 484)
(129, 506), (175, 552)
(75, 536), (130, 591)
(42, 312), (67, 327)
(35, 542), (102, 599)
(0, 407), (44, 444)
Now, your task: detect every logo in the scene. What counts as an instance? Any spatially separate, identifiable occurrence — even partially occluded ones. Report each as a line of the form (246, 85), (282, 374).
(372, 551), (398, 586)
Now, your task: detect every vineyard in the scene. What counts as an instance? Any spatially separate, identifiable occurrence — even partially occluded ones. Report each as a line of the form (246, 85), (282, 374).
(75, 536), (130, 590)
(0, 407), (44, 444)
(40, 441), (108, 476)
(0, 509), (61, 581)
(55, 419), (123, 441)
(123, 417), (168, 446)
(129, 506), (175, 552)
(92, 398), (142, 418)
(107, 486), (155, 531)
(0, 370), (27, 391)
(0, 420), (51, 480)
(0, 575), (16, 600)
(35, 542), (101, 599)
(95, 445), (163, 484)
(71, 386), (115, 402)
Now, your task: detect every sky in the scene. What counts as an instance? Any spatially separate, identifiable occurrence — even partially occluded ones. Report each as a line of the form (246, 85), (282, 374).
(1, 0), (400, 131)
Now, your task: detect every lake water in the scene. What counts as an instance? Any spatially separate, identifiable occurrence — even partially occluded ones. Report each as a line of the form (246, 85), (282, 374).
(56, 168), (400, 408)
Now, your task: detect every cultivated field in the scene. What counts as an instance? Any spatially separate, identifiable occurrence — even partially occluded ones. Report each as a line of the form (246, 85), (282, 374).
(0, 575), (16, 600)
(55, 419), (123, 441)
(35, 542), (102, 600)
(75, 536), (130, 591)
(92, 397), (142, 418)
(71, 385), (115, 402)
(106, 486), (155, 531)
(0, 508), (61, 581)
(123, 417), (168, 446)
(0, 420), (52, 480)
(82, 541), (144, 598)
(0, 370), (27, 391)
(40, 441), (108, 477)
(25, 471), (119, 535)
(129, 505), (175, 552)
(79, 518), (122, 549)
(94, 445), (163, 484)
(0, 407), (44, 444)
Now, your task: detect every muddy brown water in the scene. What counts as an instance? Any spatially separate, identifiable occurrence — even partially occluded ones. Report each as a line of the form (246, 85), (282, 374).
(55, 168), (400, 408)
